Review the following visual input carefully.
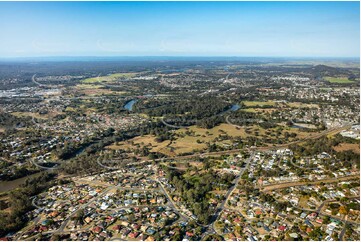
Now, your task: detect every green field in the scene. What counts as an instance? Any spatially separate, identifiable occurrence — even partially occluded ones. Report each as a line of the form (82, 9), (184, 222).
(324, 77), (355, 84)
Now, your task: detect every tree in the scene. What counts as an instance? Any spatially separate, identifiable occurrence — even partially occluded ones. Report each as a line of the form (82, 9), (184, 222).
(339, 206), (348, 215)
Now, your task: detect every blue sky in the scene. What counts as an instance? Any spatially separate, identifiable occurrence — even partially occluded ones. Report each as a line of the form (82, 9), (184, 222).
(0, 1), (359, 57)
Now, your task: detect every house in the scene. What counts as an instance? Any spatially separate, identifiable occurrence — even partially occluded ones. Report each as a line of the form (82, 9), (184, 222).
(140, 233), (148, 241)
(247, 210), (255, 218)
(234, 217), (241, 225)
(128, 232), (139, 239)
(326, 222), (337, 235)
(84, 217), (92, 224)
(306, 212), (318, 220)
(145, 236), (155, 241)
(122, 228), (131, 237)
(315, 218), (323, 224)
(120, 221), (129, 227)
(112, 225), (121, 232)
(92, 226), (102, 234)
(255, 209), (262, 216)
(300, 212), (307, 219)
(278, 225), (287, 232)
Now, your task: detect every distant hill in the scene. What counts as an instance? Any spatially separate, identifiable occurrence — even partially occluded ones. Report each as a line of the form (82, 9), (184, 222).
(310, 64), (353, 78)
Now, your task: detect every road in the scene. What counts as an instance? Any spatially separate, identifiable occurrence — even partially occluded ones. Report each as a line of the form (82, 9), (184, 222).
(58, 186), (114, 233)
(157, 179), (190, 221)
(16, 121), (354, 239)
(31, 197), (44, 210)
(339, 219), (351, 240)
(126, 123), (351, 239)
(225, 115), (243, 129)
(262, 174), (360, 192)
(266, 195), (359, 242)
(197, 124), (352, 239)
(31, 74), (42, 86)
(15, 187), (113, 240)
(202, 152), (255, 238)
(30, 158), (59, 171)
(290, 159), (314, 170)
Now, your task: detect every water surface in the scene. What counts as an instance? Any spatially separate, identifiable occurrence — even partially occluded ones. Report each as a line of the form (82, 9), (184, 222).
(124, 100), (137, 111)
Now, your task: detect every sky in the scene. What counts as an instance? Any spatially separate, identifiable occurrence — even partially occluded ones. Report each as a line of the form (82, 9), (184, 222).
(0, 1), (359, 58)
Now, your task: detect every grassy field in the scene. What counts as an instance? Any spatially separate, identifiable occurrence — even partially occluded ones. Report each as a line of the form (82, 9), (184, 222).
(81, 73), (137, 84)
(242, 100), (276, 107)
(76, 84), (103, 89)
(107, 124), (247, 156)
(75, 84), (128, 96)
(11, 112), (51, 119)
(175, 124), (248, 140)
(333, 143), (360, 154)
(64, 107), (77, 112)
(286, 102), (319, 108)
(107, 135), (175, 156)
(107, 123), (317, 157)
(242, 108), (278, 113)
(242, 108), (257, 113)
(243, 102), (318, 112)
(324, 77), (355, 84)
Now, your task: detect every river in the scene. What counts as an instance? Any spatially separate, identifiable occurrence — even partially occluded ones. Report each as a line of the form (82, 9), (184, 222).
(219, 104), (240, 115)
(124, 99), (137, 111)
(0, 172), (40, 193)
(229, 104), (240, 111)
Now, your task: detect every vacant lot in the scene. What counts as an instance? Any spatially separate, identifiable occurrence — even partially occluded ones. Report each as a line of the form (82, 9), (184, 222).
(333, 143), (360, 154)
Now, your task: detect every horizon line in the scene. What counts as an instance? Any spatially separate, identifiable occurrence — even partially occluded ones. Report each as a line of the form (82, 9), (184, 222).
(0, 55), (359, 60)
